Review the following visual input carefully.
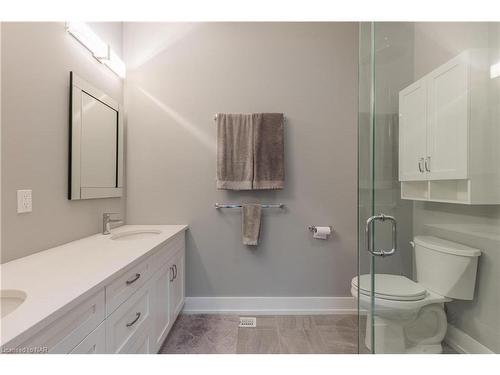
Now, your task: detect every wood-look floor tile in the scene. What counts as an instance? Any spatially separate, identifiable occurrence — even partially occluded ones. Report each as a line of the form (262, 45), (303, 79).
(255, 316), (277, 329)
(313, 314), (358, 328)
(278, 329), (313, 354)
(161, 314), (238, 354)
(277, 316), (315, 330)
(236, 328), (280, 354)
(303, 328), (329, 354)
(317, 326), (358, 354)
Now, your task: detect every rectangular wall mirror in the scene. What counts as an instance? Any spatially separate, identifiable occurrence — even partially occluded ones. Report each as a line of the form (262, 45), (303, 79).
(69, 72), (123, 200)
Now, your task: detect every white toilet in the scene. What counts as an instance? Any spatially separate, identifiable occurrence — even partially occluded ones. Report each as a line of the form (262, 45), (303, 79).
(351, 235), (481, 354)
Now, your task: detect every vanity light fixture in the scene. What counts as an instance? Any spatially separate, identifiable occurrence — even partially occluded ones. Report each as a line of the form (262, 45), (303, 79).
(66, 22), (126, 78)
(101, 48), (126, 79)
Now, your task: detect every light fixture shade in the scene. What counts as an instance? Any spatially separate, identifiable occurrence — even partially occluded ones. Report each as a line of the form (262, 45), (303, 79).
(101, 49), (126, 78)
(66, 22), (109, 59)
(66, 22), (126, 79)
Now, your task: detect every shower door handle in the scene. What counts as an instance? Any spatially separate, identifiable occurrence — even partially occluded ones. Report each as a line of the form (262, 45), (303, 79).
(366, 214), (397, 257)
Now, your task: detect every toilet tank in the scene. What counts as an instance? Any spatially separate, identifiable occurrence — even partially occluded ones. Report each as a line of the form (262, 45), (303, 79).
(414, 236), (481, 300)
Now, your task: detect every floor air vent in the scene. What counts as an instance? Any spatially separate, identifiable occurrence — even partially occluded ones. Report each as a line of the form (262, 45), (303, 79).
(239, 317), (257, 328)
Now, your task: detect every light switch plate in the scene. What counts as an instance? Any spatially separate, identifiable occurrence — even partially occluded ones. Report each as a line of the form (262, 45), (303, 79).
(17, 189), (32, 213)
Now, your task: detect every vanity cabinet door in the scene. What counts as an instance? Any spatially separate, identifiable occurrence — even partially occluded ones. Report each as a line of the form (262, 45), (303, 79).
(150, 261), (172, 352)
(399, 79), (428, 181)
(169, 249), (185, 322)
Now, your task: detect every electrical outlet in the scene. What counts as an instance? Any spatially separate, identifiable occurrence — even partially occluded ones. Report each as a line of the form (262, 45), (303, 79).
(17, 189), (32, 213)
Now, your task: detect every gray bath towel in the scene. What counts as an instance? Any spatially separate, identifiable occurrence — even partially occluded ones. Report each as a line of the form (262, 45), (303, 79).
(253, 113), (285, 189)
(216, 113), (260, 190)
(242, 204), (262, 246)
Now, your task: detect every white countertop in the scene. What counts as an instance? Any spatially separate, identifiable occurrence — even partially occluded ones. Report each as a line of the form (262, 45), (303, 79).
(0, 224), (188, 348)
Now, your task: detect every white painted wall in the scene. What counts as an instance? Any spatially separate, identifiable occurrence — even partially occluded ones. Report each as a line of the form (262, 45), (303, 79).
(1, 22), (125, 263)
(124, 22), (358, 297)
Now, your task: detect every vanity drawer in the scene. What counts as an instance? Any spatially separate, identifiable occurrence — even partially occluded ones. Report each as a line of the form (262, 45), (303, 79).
(117, 319), (153, 354)
(105, 258), (150, 316)
(148, 232), (185, 276)
(106, 280), (152, 353)
(19, 289), (105, 354)
(70, 321), (105, 354)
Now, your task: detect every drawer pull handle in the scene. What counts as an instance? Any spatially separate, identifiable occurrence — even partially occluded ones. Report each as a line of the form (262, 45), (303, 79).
(173, 264), (177, 280)
(169, 267), (174, 282)
(126, 312), (141, 327)
(126, 273), (141, 285)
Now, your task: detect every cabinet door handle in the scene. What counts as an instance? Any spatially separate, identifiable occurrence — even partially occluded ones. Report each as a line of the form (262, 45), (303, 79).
(126, 273), (141, 285)
(169, 266), (174, 282)
(126, 312), (141, 327)
(418, 158), (424, 173)
(173, 264), (177, 280)
(425, 156), (431, 172)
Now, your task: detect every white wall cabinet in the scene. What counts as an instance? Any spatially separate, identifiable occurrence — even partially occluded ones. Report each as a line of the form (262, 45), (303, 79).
(427, 56), (469, 180)
(399, 49), (500, 204)
(399, 79), (428, 181)
(13, 231), (186, 354)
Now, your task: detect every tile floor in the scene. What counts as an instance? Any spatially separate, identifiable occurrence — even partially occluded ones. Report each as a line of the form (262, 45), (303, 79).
(160, 314), (363, 354)
(159, 314), (458, 354)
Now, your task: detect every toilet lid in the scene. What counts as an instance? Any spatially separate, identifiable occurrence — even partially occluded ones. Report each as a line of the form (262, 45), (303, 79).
(352, 274), (427, 301)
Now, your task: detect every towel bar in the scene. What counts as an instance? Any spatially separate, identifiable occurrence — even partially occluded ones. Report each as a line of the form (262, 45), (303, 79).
(213, 114), (286, 122)
(214, 203), (284, 209)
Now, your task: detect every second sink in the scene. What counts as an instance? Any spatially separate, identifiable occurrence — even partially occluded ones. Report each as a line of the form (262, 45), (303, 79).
(110, 229), (162, 241)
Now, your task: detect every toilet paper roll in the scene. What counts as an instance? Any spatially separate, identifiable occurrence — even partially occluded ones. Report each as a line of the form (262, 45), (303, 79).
(313, 226), (331, 240)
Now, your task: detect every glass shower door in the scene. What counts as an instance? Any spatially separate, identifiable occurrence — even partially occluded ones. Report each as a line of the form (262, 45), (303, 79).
(359, 21), (500, 355)
(357, 22), (415, 354)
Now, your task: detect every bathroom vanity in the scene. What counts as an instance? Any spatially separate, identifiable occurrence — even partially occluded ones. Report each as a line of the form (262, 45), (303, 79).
(0, 225), (187, 354)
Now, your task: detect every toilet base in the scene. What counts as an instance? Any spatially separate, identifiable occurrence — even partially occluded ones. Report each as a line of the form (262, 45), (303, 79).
(406, 344), (443, 354)
(364, 303), (447, 354)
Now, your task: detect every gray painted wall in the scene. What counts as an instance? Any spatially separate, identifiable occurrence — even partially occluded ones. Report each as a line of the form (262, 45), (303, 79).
(124, 23), (358, 297)
(413, 22), (500, 352)
(1, 22), (125, 263)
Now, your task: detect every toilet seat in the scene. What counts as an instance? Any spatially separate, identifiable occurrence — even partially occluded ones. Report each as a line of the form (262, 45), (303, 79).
(352, 274), (427, 301)
(351, 274), (450, 316)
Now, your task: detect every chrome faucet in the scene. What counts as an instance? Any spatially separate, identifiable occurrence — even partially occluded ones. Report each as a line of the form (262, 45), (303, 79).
(102, 213), (123, 235)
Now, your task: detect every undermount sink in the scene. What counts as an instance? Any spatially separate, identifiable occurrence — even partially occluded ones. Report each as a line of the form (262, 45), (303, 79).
(110, 229), (162, 241)
(1, 290), (27, 318)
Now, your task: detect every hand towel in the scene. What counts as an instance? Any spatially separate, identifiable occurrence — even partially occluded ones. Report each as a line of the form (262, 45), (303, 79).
(242, 204), (262, 246)
(216, 113), (259, 190)
(253, 113), (285, 189)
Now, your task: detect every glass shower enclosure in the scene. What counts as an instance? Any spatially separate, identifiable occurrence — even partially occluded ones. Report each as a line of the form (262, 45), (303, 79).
(357, 22), (500, 354)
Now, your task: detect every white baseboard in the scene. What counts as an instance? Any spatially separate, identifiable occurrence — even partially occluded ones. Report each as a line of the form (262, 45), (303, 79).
(444, 324), (494, 354)
(183, 296), (357, 315)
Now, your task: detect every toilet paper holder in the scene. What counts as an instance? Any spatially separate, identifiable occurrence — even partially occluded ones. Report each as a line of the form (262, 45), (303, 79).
(307, 225), (333, 233)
